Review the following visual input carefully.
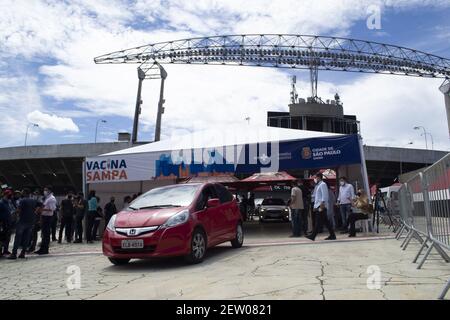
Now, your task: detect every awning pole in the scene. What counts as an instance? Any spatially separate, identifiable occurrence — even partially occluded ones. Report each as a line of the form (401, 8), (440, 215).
(358, 135), (371, 203)
(82, 160), (87, 196)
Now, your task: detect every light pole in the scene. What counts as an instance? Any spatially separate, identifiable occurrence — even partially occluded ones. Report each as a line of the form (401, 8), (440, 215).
(25, 123), (39, 146)
(424, 132), (435, 163)
(400, 141), (413, 175)
(95, 119), (107, 143)
(413, 126), (428, 149)
(423, 132), (434, 150)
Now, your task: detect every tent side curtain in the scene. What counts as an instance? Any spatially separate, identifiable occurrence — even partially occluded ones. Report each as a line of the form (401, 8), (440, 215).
(84, 134), (362, 184)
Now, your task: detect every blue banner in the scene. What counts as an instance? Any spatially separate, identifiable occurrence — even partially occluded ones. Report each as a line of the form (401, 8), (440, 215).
(154, 134), (361, 178)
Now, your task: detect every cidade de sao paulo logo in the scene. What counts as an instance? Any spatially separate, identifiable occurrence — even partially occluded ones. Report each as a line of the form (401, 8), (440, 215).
(86, 159), (128, 182)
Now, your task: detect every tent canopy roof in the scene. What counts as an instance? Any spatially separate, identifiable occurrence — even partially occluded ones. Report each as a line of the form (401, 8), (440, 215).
(241, 171), (297, 182)
(101, 124), (343, 157)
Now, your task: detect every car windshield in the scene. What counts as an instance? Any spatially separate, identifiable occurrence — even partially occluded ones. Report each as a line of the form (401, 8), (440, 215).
(128, 184), (201, 210)
(261, 198), (285, 206)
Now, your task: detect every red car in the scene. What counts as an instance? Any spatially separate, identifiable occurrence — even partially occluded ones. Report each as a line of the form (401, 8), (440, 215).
(103, 183), (244, 265)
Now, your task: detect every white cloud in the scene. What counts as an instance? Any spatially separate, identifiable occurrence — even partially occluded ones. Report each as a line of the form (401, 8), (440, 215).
(27, 110), (79, 133)
(0, 75), (43, 146)
(334, 76), (450, 151)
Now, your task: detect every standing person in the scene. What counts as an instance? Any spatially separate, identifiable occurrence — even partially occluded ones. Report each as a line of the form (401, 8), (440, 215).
(7, 188), (37, 259)
(35, 186), (57, 255)
(58, 193), (75, 243)
(104, 197), (117, 230)
(248, 193), (255, 221)
(348, 189), (372, 237)
(73, 193), (88, 243)
(0, 190), (13, 256)
(92, 200), (103, 241)
(327, 183), (336, 229)
(306, 173), (336, 241)
(337, 176), (355, 231)
(289, 180), (304, 237)
(123, 195), (132, 209)
(85, 190), (97, 244)
(298, 180), (310, 235)
(239, 194), (248, 221)
(50, 204), (58, 242)
(27, 190), (43, 253)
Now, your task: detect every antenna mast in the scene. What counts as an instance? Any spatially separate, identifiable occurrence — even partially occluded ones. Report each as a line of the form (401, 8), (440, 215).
(290, 75), (298, 104)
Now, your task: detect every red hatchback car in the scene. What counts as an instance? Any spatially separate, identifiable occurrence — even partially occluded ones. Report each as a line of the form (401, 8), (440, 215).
(103, 183), (244, 265)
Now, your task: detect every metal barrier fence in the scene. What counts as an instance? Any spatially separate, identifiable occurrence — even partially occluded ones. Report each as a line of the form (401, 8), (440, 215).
(396, 152), (450, 300)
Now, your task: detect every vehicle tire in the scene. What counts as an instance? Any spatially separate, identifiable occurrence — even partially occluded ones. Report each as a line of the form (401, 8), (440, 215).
(231, 223), (244, 248)
(108, 258), (130, 266)
(185, 229), (207, 264)
(259, 217), (265, 223)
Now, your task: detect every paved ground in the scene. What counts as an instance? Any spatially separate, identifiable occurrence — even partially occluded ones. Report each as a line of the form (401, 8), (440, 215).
(0, 223), (448, 300)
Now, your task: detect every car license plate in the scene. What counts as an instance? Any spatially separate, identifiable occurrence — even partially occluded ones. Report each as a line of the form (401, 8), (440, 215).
(121, 239), (144, 249)
(268, 213), (280, 217)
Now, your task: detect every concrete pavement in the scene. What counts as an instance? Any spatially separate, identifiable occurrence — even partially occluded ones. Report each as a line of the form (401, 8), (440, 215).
(0, 229), (448, 300)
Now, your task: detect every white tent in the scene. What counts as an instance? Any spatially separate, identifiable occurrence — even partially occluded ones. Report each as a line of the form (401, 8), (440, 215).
(84, 124), (369, 209)
(102, 124), (342, 156)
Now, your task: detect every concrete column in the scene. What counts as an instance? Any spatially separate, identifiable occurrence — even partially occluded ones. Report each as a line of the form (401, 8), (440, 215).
(439, 81), (450, 138)
(445, 93), (450, 138)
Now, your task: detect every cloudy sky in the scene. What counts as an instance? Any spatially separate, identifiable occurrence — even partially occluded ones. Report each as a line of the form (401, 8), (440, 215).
(1, 0), (449, 150)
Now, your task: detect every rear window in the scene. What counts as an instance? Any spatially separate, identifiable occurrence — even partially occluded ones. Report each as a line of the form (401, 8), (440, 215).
(262, 198), (285, 206)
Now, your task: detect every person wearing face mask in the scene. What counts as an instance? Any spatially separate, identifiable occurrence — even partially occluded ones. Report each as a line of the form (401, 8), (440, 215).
(306, 173), (336, 241)
(337, 177), (355, 232)
(35, 186), (57, 255)
(347, 189), (372, 237)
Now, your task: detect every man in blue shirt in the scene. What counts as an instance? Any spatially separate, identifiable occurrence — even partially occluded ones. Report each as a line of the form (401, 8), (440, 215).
(306, 173), (336, 241)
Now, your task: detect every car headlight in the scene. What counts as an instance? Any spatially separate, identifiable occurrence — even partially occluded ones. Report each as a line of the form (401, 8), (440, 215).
(106, 214), (117, 231)
(261, 208), (266, 212)
(284, 208), (289, 212)
(162, 209), (189, 228)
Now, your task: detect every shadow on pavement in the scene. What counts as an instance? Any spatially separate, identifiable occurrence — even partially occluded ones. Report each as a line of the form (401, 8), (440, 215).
(102, 245), (251, 273)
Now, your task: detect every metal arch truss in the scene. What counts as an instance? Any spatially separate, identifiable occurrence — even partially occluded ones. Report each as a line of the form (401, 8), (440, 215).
(95, 34), (450, 79)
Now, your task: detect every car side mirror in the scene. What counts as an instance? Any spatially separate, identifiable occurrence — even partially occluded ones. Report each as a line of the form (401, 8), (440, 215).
(206, 198), (220, 208)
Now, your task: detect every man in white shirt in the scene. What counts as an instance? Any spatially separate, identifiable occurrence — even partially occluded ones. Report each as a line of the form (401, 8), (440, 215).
(289, 180), (304, 237)
(337, 176), (355, 231)
(35, 185), (57, 255)
(306, 173), (336, 241)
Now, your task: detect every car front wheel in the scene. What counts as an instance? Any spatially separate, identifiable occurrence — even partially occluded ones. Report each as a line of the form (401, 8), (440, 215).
(231, 223), (244, 248)
(186, 229), (207, 264)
